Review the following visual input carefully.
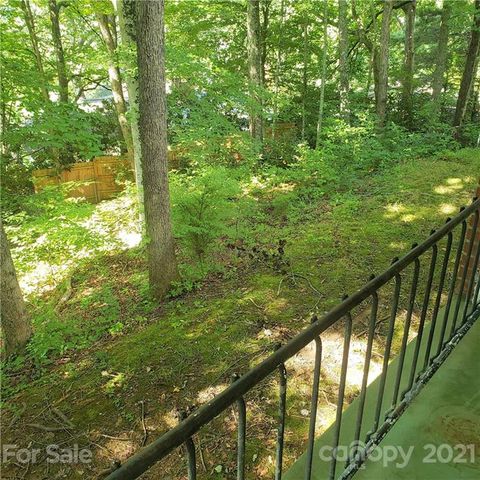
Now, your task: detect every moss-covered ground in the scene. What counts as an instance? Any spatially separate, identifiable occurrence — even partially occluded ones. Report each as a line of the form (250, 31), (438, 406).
(1, 149), (479, 479)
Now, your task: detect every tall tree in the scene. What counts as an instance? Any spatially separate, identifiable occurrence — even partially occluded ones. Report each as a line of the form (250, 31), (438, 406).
(1, 222), (32, 356)
(112, 0), (144, 222)
(315, 0), (328, 148)
(453, 0), (480, 130)
(96, 12), (134, 160)
(20, 0), (49, 102)
(431, 0), (451, 118)
(271, 0), (285, 139)
(48, 0), (68, 103)
(338, 0), (350, 121)
(301, 19), (309, 140)
(260, 0), (271, 85)
(247, 0), (263, 142)
(401, 0), (416, 129)
(134, 0), (178, 298)
(375, 0), (393, 129)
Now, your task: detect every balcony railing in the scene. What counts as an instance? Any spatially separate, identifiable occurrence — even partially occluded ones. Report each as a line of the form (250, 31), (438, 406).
(106, 197), (480, 480)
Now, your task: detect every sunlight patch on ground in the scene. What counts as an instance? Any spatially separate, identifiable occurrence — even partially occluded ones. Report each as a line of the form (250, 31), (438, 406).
(385, 203), (406, 215)
(284, 330), (383, 435)
(384, 203), (418, 223)
(286, 330), (383, 394)
(117, 229), (142, 248)
(389, 241), (407, 250)
(400, 213), (417, 223)
(269, 182), (297, 193)
(439, 203), (457, 215)
(20, 260), (71, 295)
(434, 178), (464, 195)
(197, 384), (228, 403)
(16, 194), (141, 298)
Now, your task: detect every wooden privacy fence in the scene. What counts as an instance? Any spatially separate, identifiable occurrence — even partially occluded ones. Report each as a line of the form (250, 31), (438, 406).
(32, 124), (298, 204)
(33, 156), (131, 203)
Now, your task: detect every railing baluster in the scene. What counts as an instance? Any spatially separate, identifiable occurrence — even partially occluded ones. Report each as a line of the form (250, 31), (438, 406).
(351, 287), (378, 466)
(275, 354), (287, 480)
(232, 374), (246, 480)
(393, 256), (420, 406)
(450, 211), (479, 335)
(304, 317), (323, 480)
(328, 308), (353, 480)
(462, 210), (480, 323)
(435, 219), (467, 356)
(472, 265), (480, 315)
(423, 234), (452, 369)
(180, 412), (197, 480)
(372, 271), (401, 433)
(407, 244), (437, 390)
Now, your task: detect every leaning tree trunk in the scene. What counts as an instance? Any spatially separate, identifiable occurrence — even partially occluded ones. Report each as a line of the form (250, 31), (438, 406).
(431, 0), (451, 118)
(338, 0), (350, 121)
(49, 0), (68, 103)
(113, 0), (144, 223)
(375, 0), (393, 130)
(315, 0), (328, 149)
(1, 223), (32, 356)
(21, 0), (49, 102)
(401, 0), (416, 129)
(97, 13), (134, 160)
(260, 0), (270, 86)
(21, 0), (61, 165)
(247, 0), (263, 142)
(301, 20), (309, 141)
(135, 0), (178, 299)
(271, 0), (285, 139)
(453, 0), (480, 130)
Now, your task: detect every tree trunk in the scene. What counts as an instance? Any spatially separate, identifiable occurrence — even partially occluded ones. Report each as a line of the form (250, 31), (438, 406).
(260, 0), (271, 85)
(21, 0), (61, 165)
(48, 0), (68, 103)
(135, 0), (178, 299)
(301, 21), (309, 141)
(1, 222), (32, 356)
(401, 0), (416, 129)
(338, 0), (350, 121)
(453, 0), (480, 129)
(97, 13), (134, 160)
(271, 0), (285, 139)
(113, 0), (144, 223)
(315, 0), (328, 149)
(375, 0), (393, 130)
(247, 0), (263, 142)
(431, 0), (451, 118)
(21, 0), (49, 102)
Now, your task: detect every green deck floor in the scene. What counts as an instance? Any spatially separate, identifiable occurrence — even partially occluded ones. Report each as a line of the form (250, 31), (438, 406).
(285, 303), (480, 480)
(353, 315), (480, 480)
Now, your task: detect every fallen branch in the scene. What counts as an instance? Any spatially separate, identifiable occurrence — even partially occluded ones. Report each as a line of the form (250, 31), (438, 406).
(51, 407), (74, 428)
(99, 433), (131, 441)
(26, 423), (68, 432)
(279, 272), (324, 298)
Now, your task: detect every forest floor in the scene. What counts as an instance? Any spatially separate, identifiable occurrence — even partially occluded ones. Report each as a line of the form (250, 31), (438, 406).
(1, 149), (480, 479)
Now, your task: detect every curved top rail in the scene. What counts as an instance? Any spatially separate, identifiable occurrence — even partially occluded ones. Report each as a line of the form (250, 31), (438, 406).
(107, 196), (480, 480)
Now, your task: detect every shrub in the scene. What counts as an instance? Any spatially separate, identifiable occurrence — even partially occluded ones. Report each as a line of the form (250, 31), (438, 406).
(170, 167), (241, 261)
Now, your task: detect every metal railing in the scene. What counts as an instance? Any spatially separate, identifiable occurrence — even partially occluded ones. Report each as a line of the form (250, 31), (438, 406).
(107, 197), (480, 480)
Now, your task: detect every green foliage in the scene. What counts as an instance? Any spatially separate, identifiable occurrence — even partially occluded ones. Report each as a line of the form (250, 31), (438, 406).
(170, 167), (242, 260)
(4, 103), (102, 169)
